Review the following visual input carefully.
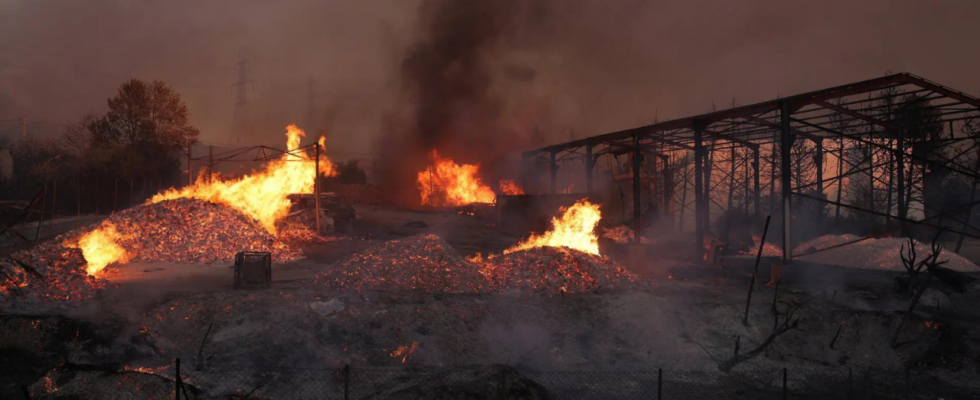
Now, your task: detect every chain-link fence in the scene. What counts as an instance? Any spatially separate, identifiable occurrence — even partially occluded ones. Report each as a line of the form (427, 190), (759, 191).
(24, 359), (975, 399)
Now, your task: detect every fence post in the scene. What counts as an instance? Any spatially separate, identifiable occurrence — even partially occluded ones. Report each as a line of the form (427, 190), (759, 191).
(782, 368), (787, 400)
(175, 358), (181, 400)
(905, 368), (910, 400)
(657, 368), (662, 400)
(344, 364), (350, 400)
(847, 367), (852, 400)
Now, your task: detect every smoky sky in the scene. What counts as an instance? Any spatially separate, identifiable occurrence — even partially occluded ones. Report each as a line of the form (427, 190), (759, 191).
(2, 0), (980, 160)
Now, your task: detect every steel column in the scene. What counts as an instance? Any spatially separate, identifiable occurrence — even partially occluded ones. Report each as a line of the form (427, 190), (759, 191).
(780, 102), (793, 263)
(633, 132), (643, 244)
(694, 123), (706, 261)
(815, 139), (824, 194)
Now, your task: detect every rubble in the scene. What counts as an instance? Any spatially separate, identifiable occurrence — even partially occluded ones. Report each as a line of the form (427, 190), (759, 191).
(78, 198), (303, 264)
(482, 247), (640, 296)
(0, 245), (103, 304)
(313, 234), (492, 293)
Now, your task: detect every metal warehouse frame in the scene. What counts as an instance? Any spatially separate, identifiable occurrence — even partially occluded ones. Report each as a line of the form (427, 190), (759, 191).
(521, 73), (980, 262)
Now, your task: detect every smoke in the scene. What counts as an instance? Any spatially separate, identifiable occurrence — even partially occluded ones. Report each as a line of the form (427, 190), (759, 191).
(3, 0), (980, 174)
(376, 0), (549, 206)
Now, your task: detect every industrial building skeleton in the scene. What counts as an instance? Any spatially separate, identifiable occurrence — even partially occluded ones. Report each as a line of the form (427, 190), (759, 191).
(520, 73), (980, 262)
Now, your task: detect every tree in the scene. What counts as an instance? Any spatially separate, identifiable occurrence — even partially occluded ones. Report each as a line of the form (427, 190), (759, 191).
(89, 79), (199, 180)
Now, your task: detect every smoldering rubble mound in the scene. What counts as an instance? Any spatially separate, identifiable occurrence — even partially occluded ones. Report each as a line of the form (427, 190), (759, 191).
(484, 247), (640, 296)
(314, 234), (492, 293)
(1, 245), (100, 304)
(88, 198), (302, 264)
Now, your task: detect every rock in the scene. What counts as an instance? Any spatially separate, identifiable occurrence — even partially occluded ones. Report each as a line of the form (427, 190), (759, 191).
(308, 299), (345, 316)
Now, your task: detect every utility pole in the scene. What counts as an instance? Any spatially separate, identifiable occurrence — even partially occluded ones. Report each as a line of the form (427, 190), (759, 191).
(208, 145), (214, 181)
(230, 50), (254, 144)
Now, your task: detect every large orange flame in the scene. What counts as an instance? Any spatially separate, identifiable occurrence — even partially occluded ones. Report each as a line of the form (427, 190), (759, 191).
(417, 151), (496, 206)
(152, 124), (335, 233)
(499, 179), (524, 195)
(76, 124), (334, 276)
(77, 222), (132, 275)
(505, 199), (602, 255)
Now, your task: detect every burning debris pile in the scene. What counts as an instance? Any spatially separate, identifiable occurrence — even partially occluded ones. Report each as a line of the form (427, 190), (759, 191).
(314, 234), (492, 294)
(0, 244), (102, 304)
(72, 198), (302, 274)
(483, 247), (638, 295)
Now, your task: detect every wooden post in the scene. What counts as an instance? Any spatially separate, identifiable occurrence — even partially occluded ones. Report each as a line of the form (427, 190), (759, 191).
(549, 150), (557, 194)
(76, 180), (81, 229)
(657, 368), (663, 400)
(694, 122), (706, 261)
(35, 182), (47, 241)
(48, 181), (56, 233)
(175, 358), (181, 400)
(315, 143), (322, 236)
(782, 368), (788, 400)
(208, 145), (214, 182)
(343, 364), (350, 400)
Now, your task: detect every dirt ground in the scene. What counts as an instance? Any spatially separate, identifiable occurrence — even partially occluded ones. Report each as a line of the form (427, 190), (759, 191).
(2, 204), (980, 399)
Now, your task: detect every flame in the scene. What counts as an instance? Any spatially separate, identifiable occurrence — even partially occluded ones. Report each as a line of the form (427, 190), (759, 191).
(505, 199), (602, 255)
(77, 222), (132, 275)
(417, 151), (496, 206)
(389, 341), (419, 363)
(499, 179), (524, 195)
(75, 125), (333, 276)
(152, 125), (335, 233)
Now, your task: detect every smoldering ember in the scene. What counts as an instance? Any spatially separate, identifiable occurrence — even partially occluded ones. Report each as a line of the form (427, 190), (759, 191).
(3, 2), (980, 400)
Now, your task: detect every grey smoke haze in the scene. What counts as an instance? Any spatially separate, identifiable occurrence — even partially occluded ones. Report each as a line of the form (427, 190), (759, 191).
(2, 0), (980, 164)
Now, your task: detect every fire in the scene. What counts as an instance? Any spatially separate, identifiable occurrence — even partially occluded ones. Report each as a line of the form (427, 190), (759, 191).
(152, 124), (335, 233)
(504, 199), (602, 256)
(74, 125), (332, 276)
(389, 341), (419, 363)
(417, 151), (496, 206)
(499, 179), (524, 195)
(77, 222), (132, 275)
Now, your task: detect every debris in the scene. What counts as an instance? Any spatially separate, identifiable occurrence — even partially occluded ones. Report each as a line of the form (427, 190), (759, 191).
(482, 247), (638, 296)
(308, 299), (345, 316)
(314, 234), (491, 293)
